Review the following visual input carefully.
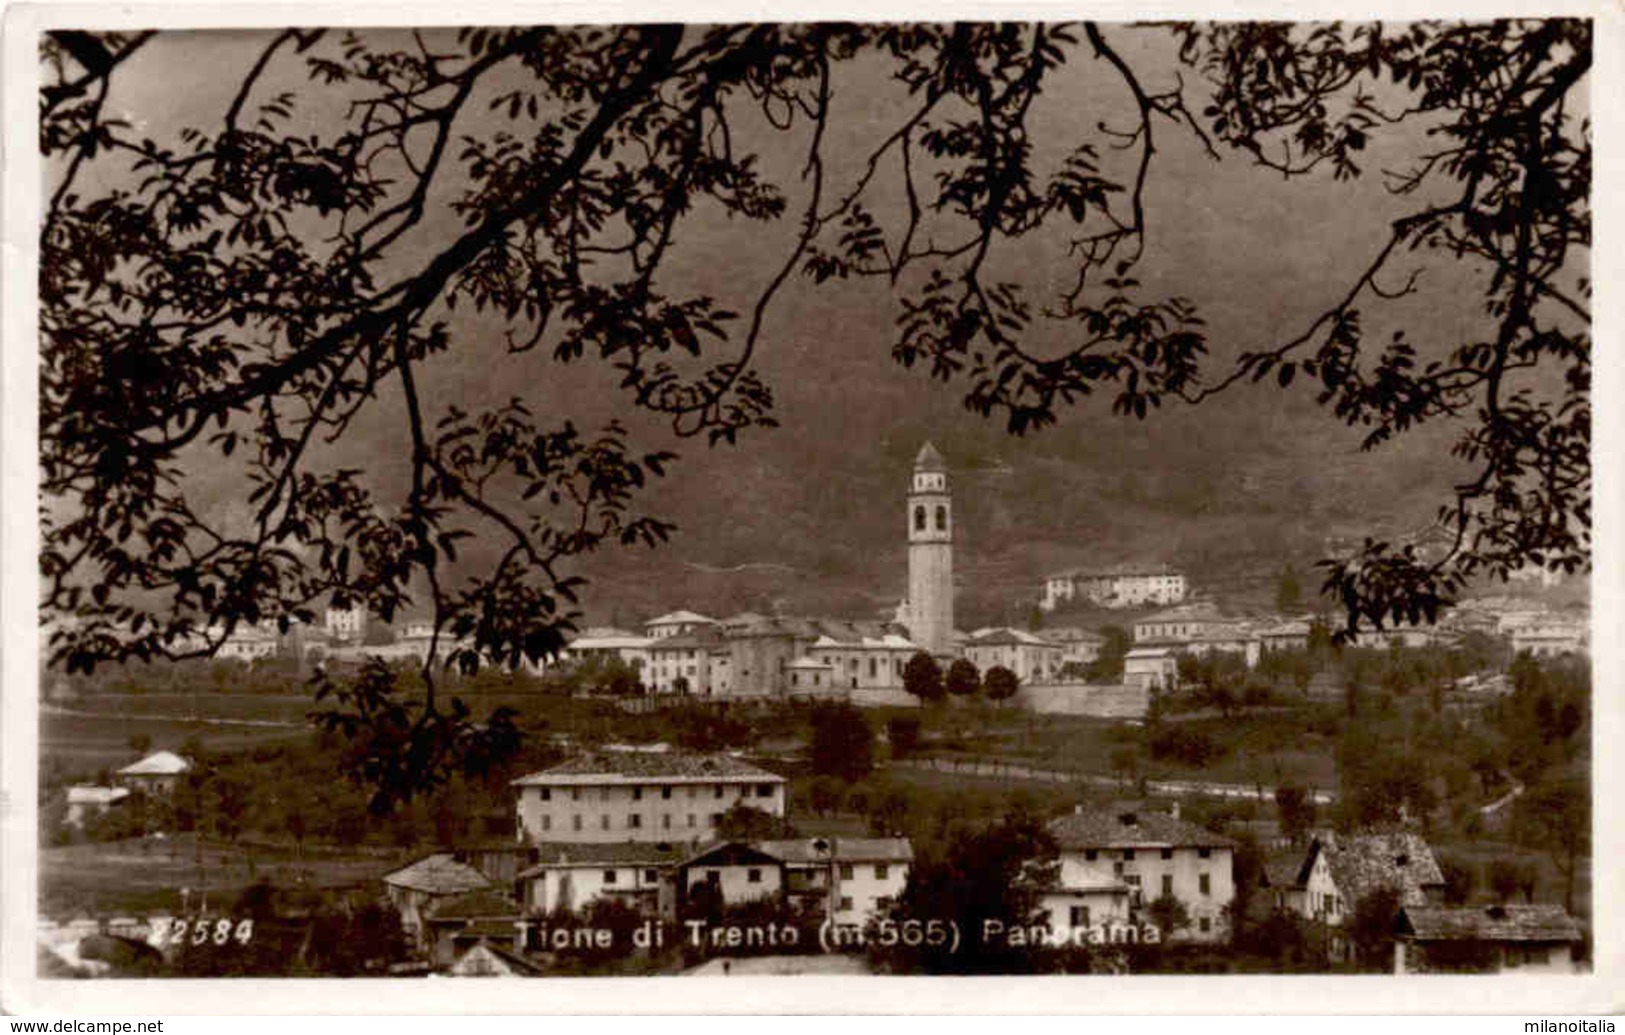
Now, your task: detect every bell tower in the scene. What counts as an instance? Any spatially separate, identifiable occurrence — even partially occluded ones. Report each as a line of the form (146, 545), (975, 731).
(906, 441), (954, 656)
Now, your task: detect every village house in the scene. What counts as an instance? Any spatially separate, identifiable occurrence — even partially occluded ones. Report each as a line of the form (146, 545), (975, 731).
(555, 628), (655, 676)
(64, 785), (130, 828)
(114, 750), (192, 796)
(1045, 805), (1235, 944)
(1132, 601), (1247, 648)
(324, 604), (367, 642)
(381, 853), (494, 945)
(1262, 830), (1445, 959)
(518, 841), (686, 917)
(1044, 627), (1106, 669)
(421, 889), (525, 968)
(216, 625), (278, 662)
(512, 751), (787, 845)
(964, 628), (1063, 685)
(1255, 620), (1312, 653)
(1122, 647), (1178, 693)
(1509, 620), (1587, 658)
(1393, 903), (1583, 975)
(1041, 564), (1187, 612)
(675, 837), (913, 927)
(647, 626), (729, 694)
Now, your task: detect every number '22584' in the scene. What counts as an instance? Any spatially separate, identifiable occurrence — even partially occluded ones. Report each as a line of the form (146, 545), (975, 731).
(153, 917), (254, 948)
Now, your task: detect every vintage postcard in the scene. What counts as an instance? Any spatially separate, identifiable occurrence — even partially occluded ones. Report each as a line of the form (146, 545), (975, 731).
(2, 0), (1618, 1015)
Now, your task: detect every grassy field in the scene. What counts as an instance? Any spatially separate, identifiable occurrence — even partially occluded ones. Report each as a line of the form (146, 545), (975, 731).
(38, 834), (407, 918)
(42, 712), (314, 776)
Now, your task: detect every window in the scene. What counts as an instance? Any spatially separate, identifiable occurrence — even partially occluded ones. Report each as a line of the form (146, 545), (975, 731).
(1070, 906), (1091, 928)
(688, 786), (697, 799)
(709, 813), (721, 827)
(1125, 874), (1141, 887)
(1199, 873), (1211, 895)
(602, 788), (612, 802)
(706, 870), (720, 885)
(603, 870), (617, 884)
(1198, 847), (1212, 859)
(1085, 850), (1098, 862)
(1123, 849), (1135, 861)
(633, 786), (643, 801)
(1160, 848), (1173, 860)
(748, 868), (762, 884)
(714, 786), (724, 799)
(572, 815), (583, 831)
(540, 788), (551, 802)
(687, 814), (696, 828)
(1113, 862), (1125, 877)
(914, 506), (926, 531)
(542, 815), (551, 831)
(662, 814), (672, 830)
(572, 788), (582, 802)
(644, 869), (658, 884)
(1199, 917), (1211, 933)
(629, 814), (641, 829)
(869, 658), (877, 678)
(935, 505), (947, 531)
(662, 787), (673, 800)
(875, 864), (889, 880)
(840, 864), (855, 880)
(839, 896), (854, 911)
(757, 784), (773, 798)
(1162, 874), (1173, 896)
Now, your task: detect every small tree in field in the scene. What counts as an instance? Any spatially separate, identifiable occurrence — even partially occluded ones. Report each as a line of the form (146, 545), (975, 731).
(946, 658), (980, 699)
(983, 666), (1020, 704)
(902, 652), (945, 705)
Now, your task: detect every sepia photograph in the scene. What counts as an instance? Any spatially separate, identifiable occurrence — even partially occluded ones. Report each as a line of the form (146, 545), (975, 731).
(3, 2), (1616, 1013)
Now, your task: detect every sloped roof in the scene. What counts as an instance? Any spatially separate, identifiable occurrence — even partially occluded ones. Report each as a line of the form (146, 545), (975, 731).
(448, 939), (545, 976)
(1137, 602), (1229, 626)
(914, 441), (946, 472)
(519, 841), (690, 874)
(67, 786), (131, 806)
(1399, 904), (1582, 943)
(831, 837), (915, 863)
(1050, 809), (1236, 850)
(646, 610), (719, 627)
(682, 841), (784, 868)
(513, 751), (784, 786)
(1263, 846), (1309, 890)
(382, 853), (493, 896)
(427, 888), (522, 921)
(649, 627), (728, 652)
(117, 751), (191, 776)
(750, 837), (915, 865)
(967, 628), (1056, 648)
(1044, 627), (1106, 644)
(1309, 831), (1444, 907)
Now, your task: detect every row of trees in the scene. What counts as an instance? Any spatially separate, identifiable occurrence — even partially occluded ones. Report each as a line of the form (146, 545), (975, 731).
(901, 653), (1019, 704)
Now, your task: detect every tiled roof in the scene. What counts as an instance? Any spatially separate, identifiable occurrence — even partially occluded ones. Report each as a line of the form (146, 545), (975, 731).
(512, 751), (784, 786)
(117, 751), (191, 776)
(1050, 563), (1183, 580)
(967, 628), (1055, 647)
(519, 842), (690, 873)
(1136, 602), (1228, 625)
(1044, 627), (1106, 643)
(1399, 904), (1582, 943)
(1049, 809), (1236, 850)
(382, 853), (493, 896)
(66, 785), (130, 806)
(1263, 847), (1309, 889)
(427, 889), (522, 921)
(649, 627), (728, 652)
(646, 610), (719, 627)
(1310, 831), (1444, 907)
(751, 837), (915, 864)
(830, 837), (915, 863)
